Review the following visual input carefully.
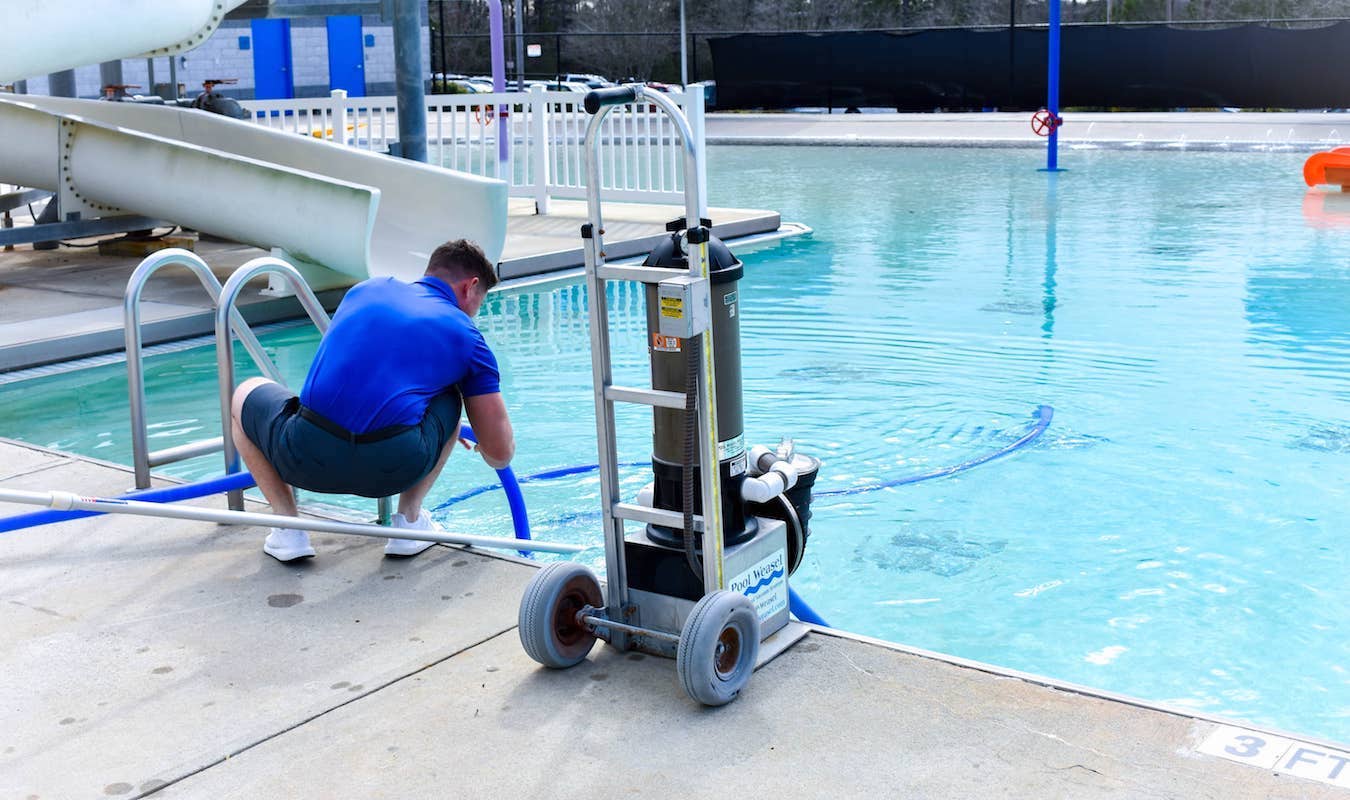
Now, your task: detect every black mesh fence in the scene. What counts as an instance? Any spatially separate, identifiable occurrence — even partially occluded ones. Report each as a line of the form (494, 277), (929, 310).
(430, 30), (692, 86)
(428, 18), (1350, 110)
(708, 21), (1350, 110)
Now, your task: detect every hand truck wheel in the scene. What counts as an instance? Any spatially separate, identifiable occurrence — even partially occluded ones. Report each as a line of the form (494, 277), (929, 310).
(518, 561), (603, 668)
(676, 590), (760, 706)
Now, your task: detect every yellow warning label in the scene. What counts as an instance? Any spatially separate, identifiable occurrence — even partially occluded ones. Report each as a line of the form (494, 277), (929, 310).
(651, 333), (681, 352)
(660, 296), (684, 319)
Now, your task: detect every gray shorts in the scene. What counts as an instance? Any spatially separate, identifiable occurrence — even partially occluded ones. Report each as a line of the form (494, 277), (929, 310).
(239, 381), (462, 498)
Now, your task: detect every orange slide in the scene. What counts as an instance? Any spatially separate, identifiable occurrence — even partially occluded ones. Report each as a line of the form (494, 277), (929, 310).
(1303, 146), (1350, 189)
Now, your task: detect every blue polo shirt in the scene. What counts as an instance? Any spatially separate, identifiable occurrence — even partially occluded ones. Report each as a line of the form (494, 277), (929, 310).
(300, 275), (500, 433)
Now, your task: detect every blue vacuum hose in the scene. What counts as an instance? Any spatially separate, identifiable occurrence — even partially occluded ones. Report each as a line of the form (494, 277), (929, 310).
(0, 424), (534, 547)
(817, 405), (1053, 497)
(458, 424), (531, 549)
(2, 408), (1050, 628)
(0, 470), (258, 533)
(439, 406), (1053, 510)
(789, 588), (829, 626)
(435, 406), (1054, 628)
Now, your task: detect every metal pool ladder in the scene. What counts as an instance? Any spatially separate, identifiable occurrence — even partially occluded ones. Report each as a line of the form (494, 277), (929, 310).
(123, 249), (388, 518)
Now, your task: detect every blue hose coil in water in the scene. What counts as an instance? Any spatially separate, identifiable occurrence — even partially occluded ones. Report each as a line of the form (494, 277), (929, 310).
(434, 405), (1054, 628)
(438, 406), (1053, 509)
(816, 405), (1053, 497)
(1, 408), (1049, 627)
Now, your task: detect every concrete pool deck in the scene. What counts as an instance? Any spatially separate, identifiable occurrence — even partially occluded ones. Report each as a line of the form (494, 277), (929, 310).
(0, 196), (781, 373)
(1, 438), (1347, 799)
(707, 110), (1350, 150)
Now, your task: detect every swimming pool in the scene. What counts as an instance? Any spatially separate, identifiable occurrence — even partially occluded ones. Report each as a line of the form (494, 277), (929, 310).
(2, 145), (1347, 745)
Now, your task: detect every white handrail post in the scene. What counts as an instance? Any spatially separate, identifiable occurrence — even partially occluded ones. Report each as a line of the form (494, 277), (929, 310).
(529, 84), (550, 214)
(687, 84), (708, 218)
(331, 88), (349, 145)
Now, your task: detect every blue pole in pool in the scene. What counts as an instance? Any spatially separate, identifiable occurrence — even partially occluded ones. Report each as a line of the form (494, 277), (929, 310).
(1045, 0), (1062, 172)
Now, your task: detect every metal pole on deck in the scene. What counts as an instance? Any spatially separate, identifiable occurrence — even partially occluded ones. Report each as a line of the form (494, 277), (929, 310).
(99, 60), (123, 95)
(513, 0), (525, 90)
(679, 0), (688, 86)
(437, 1), (447, 81)
(49, 70), (76, 98)
(486, 0), (509, 175)
(392, 0), (428, 162)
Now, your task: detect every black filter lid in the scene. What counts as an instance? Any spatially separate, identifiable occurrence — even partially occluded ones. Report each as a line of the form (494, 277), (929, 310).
(643, 231), (743, 283)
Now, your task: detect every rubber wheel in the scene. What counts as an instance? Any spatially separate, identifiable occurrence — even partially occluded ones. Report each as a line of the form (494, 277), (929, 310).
(518, 561), (602, 669)
(676, 590), (761, 706)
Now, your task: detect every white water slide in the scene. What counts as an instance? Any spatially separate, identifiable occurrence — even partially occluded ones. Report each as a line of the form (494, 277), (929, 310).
(0, 0), (508, 281)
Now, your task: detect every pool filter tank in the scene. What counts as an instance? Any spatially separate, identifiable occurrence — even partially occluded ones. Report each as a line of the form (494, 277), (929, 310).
(622, 218), (822, 637)
(642, 221), (754, 549)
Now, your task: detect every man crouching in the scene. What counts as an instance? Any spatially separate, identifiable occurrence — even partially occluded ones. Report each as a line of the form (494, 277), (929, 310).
(231, 239), (515, 561)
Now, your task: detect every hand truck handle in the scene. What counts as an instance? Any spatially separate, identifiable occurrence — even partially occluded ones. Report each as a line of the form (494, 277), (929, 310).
(583, 86), (639, 115)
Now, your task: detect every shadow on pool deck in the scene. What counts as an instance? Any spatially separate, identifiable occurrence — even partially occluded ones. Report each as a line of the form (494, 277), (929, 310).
(0, 438), (1346, 798)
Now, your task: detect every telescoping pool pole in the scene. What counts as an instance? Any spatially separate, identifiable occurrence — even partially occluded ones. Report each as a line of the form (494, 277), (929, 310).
(0, 488), (584, 555)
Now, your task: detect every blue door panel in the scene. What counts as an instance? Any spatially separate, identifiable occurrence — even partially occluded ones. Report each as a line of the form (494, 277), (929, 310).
(326, 16), (366, 97)
(251, 18), (294, 99)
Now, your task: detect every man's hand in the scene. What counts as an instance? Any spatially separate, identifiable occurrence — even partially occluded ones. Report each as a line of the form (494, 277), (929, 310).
(480, 452), (511, 471)
(459, 434), (509, 470)
(464, 392), (515, 471)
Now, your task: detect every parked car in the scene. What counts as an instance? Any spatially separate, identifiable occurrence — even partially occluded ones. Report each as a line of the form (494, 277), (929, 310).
(562, 73), (613, 89)
(547, 80), (592, 93)
(431, 73), (487, 94)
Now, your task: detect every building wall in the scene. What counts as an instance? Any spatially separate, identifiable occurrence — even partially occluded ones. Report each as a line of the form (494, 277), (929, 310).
(12, 16), (430, 100)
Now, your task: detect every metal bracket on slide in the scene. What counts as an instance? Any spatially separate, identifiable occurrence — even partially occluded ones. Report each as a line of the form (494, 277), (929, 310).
(56, 118), (118, 220)
(260, 248), (352, 296)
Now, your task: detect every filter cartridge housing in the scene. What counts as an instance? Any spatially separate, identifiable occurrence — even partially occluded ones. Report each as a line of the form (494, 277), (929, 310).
(642, 229), (752, 547)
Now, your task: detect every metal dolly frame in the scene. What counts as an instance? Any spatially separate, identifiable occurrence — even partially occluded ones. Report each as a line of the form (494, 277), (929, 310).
(517, 86), (806, 706)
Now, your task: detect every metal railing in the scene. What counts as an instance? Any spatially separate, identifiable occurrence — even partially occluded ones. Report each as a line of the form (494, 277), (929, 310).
(214, 256), (332, 511)
(240, 85), (707, 214)
(124, 249), (281, 491)
(124, 251), (393, 521)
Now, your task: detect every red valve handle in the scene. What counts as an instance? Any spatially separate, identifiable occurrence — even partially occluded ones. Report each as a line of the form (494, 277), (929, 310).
(1031, 109), (1063, 137)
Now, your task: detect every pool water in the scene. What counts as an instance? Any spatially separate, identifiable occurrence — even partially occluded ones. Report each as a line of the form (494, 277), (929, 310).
(2, 145), (1348, 745)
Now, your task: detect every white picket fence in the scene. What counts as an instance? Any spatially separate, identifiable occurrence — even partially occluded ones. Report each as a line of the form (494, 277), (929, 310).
(240, 85), (707, 213)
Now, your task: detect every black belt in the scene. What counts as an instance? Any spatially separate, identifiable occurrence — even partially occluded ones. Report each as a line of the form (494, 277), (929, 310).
(298, 406), (414, 444)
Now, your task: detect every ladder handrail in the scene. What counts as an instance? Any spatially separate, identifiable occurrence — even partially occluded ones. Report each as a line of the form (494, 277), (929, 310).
(215, 257), (332, 510)
(124, 248), (283, 490)
(580, 86), (726, 616)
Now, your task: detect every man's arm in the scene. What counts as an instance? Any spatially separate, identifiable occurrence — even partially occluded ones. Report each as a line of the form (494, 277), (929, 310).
(464, 392), (515, 470)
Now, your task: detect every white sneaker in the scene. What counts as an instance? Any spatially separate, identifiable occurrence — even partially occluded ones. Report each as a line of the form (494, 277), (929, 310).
(263, 527), (316, 562)
(384, 510), (440, 557)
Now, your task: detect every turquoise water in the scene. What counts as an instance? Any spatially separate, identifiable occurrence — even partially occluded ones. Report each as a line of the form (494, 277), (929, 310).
(2, 146), (1349, 745)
